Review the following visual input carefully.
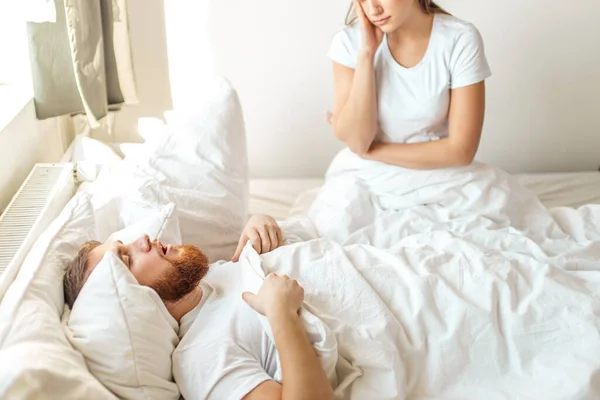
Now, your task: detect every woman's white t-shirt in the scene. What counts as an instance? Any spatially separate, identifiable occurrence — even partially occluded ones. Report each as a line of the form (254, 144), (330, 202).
(328, 13), (491, 144)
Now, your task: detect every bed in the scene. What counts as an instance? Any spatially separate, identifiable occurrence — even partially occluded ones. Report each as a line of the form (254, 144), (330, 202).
(249, 173), (600, 220)
(1, 78), (600, 399)
(60, 129), (600, 219)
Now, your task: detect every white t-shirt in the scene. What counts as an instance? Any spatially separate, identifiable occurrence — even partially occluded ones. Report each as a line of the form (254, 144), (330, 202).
(328, 13), (491, 144)
(173, 262), (279, 400)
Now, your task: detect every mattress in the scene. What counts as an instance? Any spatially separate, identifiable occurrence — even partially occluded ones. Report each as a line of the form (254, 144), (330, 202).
(249, 172), (600, 220)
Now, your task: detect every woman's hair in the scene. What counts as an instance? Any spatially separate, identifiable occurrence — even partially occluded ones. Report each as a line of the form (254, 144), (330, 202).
(345, 0), (447, 25)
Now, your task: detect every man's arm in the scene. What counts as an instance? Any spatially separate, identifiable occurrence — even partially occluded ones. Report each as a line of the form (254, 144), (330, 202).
(242, 274), (334, 400)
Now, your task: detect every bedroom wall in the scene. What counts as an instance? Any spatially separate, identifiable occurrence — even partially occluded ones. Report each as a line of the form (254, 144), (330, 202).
(120, 0), (600, 177)
(199, 0), (600, 177)
(436, 0), (600, 174)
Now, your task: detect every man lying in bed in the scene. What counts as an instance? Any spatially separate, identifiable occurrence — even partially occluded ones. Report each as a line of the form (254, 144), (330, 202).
(63, 214), (334, 400)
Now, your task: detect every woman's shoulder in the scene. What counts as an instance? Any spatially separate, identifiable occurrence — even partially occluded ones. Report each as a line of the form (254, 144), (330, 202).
(328, 21), (362, 67)
(435, 13), (485, 44)
(331, 21), (361, 49)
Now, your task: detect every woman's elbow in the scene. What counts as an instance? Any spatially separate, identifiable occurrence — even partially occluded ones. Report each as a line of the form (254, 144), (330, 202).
(333, 128), (371, 156)
(347, 141), (371, 157)
(453, 148), (476, 167)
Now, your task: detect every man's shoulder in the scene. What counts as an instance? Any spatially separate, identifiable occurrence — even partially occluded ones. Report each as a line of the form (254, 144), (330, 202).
(174, 335), (239, 359)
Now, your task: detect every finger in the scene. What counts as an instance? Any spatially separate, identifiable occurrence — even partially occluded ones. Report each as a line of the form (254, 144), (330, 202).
(232, 235), (247, 262)
(242, 292), (256, 309)
(266, 272), (278, 279)
(326, 111), (333, 125)
(259, 227), (271, 253)
(248, 229), (262, 254)
(354, 0), (367, 23)
(276, 229), (284, 247)
(268, 227), (279, 251)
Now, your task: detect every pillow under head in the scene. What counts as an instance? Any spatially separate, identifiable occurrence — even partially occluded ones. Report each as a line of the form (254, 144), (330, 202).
(64, 200), (185, 400)
(66, 251), (180, 400)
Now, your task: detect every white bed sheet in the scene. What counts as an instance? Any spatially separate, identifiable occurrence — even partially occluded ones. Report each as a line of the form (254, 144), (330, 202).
(250, 172), (600, 219)
(265, 154), (600, 398)
(249, 179), (324, 220)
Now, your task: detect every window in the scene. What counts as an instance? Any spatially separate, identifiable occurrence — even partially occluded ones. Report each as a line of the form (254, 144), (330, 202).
(0, 5), (34, 129)
(0, 8), (31, 88)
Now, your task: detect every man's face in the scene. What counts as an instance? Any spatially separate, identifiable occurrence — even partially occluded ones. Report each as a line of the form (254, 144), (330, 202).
(87, 235), (209, 302)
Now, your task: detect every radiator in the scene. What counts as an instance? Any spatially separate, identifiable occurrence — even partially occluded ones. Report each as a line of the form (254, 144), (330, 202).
(0, 163), (75, 300)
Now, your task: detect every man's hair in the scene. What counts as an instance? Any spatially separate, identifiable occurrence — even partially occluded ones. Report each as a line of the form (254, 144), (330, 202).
(63, 240), (101, 309)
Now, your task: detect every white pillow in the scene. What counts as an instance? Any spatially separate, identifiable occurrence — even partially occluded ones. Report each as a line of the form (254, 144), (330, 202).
(90, 77), (249, 263)
(66, 252), (180, 400)
(62, 199), (183, 399)
(0, 193), (114, 399)
(94, 198), (182, 245)
(106, 203), (181, 245)
(71, 134), (123, 164)
(108, 142), (146, 160)
(0, 191), (183, 398)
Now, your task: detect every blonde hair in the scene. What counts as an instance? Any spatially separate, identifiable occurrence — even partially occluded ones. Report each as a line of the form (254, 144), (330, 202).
(345, 0), (447, 25)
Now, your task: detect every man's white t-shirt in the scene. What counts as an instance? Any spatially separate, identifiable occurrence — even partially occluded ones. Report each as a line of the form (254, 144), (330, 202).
(174, 262), (278, 400)
(328, 13), (491, 144)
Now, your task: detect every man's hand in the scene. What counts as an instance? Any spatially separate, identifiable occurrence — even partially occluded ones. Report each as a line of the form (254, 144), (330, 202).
(232, 214), (283, 262)
(242, 273), (304, 319)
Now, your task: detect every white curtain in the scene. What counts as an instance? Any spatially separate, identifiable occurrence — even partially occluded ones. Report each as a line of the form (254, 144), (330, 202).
(27, 0), (138, 128)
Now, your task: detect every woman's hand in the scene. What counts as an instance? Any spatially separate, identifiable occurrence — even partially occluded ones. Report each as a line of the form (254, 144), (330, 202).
(232, 214), (284, 262)
(354, 0), (384, 56)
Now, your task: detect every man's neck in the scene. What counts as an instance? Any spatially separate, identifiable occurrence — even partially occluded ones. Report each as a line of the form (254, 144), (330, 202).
(166, 285), (203, 323)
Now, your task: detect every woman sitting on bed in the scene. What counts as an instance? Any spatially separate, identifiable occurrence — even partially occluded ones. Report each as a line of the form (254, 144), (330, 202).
(327, 0), (491, 169)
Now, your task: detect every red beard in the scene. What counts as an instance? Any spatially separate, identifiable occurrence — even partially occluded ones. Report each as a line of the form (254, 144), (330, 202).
(151, 245), (209, 302)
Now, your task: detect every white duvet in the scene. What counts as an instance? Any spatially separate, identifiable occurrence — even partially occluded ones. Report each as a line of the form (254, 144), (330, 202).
(255, 149), (600, 399)
(16, 77), (600, 399)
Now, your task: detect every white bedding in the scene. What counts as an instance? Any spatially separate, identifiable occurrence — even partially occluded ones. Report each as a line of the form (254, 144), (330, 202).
(250, 171), (600, 220)
(69, 138), (599, 220)
(29, 118), (600, 398)
(250, 149), (600, 399)
(0, 77), (249, 400)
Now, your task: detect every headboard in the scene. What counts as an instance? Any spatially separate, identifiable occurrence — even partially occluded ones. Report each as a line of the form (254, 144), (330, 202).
(173, 0), (600, 177)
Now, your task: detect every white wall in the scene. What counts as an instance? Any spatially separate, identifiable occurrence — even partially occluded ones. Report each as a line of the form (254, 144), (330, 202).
(0, 102), (73, 211)
(195, 0), (599, 177)
(436, 0), (600, 173)
(207, 1), (346, 178)
(122, 1), (599, 177)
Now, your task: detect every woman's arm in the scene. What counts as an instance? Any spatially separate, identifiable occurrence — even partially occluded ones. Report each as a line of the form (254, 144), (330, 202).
(332, 55), (378, 155)
(331, 0), (383, 155)
(363, 81), (486, 169)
